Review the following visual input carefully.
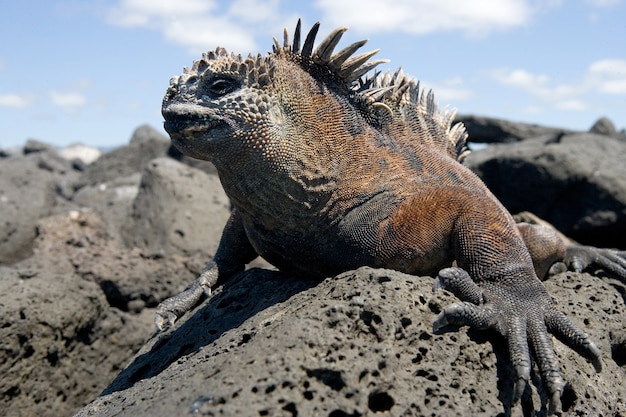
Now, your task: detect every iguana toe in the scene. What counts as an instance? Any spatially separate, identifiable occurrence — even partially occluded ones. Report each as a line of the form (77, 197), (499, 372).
(527, 313), (566, 413)
(565, 245), (626, 279)
(155, 284), (207, 331)
(545, 309), (603, 372)
(154, 310), (178, 331)
(434, 275), (600, 414)
(433, 301), (498, 333)
(433, 267), (485, 305)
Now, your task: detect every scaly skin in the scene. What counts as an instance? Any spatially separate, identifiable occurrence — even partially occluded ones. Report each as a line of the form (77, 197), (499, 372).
(159, 20), (624, 414)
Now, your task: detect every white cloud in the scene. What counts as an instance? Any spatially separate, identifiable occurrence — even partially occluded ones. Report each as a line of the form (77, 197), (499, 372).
(491, 67), (584, 111)
(227, 0), (281, 23)
(104, 0), (543, 55)
(422, 77), (474, 103)
(491, 68), (550, 91)
(588, 59), (626, 94)
(162, 17), (257, 54)
(50, 91), (87, 113)
(596, 78), (626, 94)
(313, 0), (536, 37)
(585, 0), (622, 6)
(105, 0), (286, 54)
(490, 58), (626, 114)
(589, 59), (626, 73)
(555, 99), (587, 111)
(0, 93), (32, 109)
(107, 0), (216, 27)
(521, 105), (544, 114)
(429, 86), (474, 104)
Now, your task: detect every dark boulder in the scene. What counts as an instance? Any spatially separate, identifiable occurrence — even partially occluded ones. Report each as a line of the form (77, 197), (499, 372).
(75, 126), (171, 189)
(455, 114), (573, 144)
(129, 124), (168, 145)
(72, 173), (141, 244)
(122, 158), (230, 258)
(23, 138), (56, 154)
(0, 210), (155, 417)
(589, 116), (626, 142)
(465, 133), (626, 248)
(0, 148), (81, 264)
(0, 139), (233, 414)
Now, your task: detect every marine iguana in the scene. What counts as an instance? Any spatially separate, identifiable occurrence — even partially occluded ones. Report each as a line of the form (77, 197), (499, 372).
(159, 20), (626, 414)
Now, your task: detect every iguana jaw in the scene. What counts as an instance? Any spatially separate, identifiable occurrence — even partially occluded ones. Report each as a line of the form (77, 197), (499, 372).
(162, 103), (231, 159)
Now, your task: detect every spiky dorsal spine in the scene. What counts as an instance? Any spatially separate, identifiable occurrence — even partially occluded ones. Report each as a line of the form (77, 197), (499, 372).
(178, 19), (469, 162)
(273, 20), (389, 86)
(274, 20), (469, 162)
(357, 69), (470, 162)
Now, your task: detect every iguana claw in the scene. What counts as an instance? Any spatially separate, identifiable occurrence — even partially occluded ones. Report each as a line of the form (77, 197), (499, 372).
(155, 268), (219, 331)
(565, 245), (626, 278)
(434, 267), (601, 414)
(155, 284), (208, 330)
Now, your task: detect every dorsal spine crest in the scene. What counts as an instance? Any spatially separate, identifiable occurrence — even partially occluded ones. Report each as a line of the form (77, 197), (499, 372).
(179, 19), (469, 161)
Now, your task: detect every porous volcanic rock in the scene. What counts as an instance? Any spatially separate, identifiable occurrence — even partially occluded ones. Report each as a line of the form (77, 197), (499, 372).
(0, 210), (154, 417)
(74, 267), (626, 417)
(0, 127), (233, 417)
(0, 204), (216, 416)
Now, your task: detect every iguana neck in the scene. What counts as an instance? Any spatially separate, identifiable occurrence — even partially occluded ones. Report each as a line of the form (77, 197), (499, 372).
(213, 61), (375, 223)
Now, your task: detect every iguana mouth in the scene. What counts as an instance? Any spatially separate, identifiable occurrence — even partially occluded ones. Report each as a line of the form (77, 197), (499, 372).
(163, 110), (223, 136)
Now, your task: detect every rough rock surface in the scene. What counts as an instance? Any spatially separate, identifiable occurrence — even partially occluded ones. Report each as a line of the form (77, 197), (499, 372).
(0, 211), (155, 417)
(122, 158), (231, 258)
(589, 117), (626, 140)
(75, 267), (626, 417)
(72, 173), (142, 244)
(0, 131), (228, 417)
(0, 148), (81, 264)
(465, 132), (626, 249)
(455, 114), (573, 144)
(75, 125), (171, 189)
(167, 144), (219, 176)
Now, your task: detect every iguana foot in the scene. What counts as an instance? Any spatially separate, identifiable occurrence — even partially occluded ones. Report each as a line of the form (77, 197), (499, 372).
(564, 245), (626, 279)
(433, 267), (602, 414)
(155, 284), (207, 330)
(155, 268), (218, 330)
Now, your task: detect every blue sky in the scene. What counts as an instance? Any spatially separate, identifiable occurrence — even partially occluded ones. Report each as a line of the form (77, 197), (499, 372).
(1, 0), (625, 148)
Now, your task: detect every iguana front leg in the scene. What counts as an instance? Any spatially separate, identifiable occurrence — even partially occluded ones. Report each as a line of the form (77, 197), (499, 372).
(155, 209), (258, 330)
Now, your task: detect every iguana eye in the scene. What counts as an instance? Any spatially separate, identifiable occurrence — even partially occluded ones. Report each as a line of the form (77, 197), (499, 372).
(204, 77), (240, 98)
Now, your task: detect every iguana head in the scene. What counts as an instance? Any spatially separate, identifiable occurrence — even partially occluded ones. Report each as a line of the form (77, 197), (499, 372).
(161, 47), (272, 161)
(162, 20), (388, 163)
(162, 19), (468, 166)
